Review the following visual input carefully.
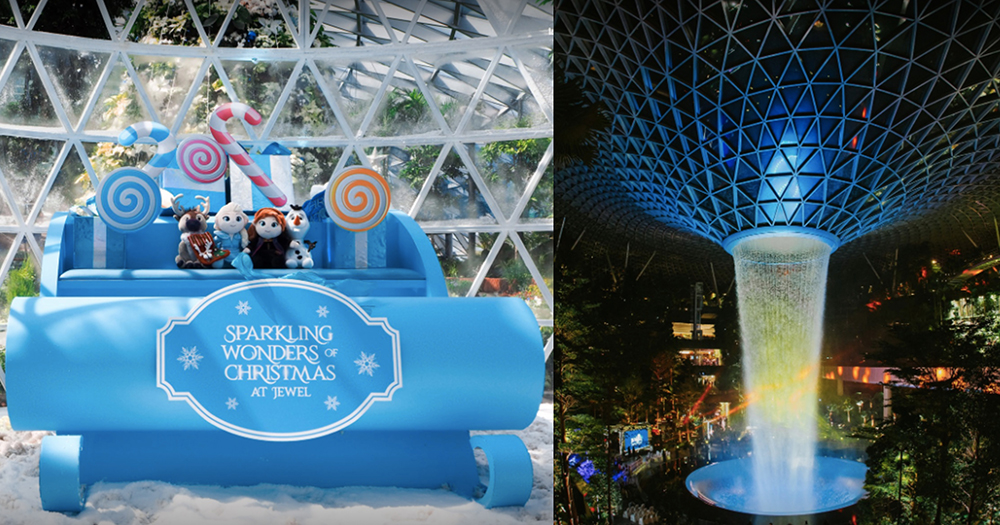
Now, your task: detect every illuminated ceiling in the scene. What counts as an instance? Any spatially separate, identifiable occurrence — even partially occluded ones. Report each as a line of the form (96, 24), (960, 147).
(557, 0), (1000, 263)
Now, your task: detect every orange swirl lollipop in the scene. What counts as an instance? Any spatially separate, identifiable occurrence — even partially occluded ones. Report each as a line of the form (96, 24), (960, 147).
(325, 167), (391, 232)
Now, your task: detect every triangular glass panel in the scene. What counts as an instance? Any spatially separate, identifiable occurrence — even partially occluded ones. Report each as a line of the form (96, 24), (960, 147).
(108, 2), (139, 40)
(34, 144), (93, 227)
(470, 138), (551, 220)
(0, 38), (14, 68)
(18, 1), (37, 27)
(784, 176), (802, 199)
(758, 202), (778, 223)
(757, 180), (778, 201)
(373, 1), (416, 44)
(271, 66), (345, 139)
(220, 59), (296, 126)
(418, 145), (496, 223)
(475, 232), (552, 319)
(314, 57), (391, 136)
(469, 50), (548, 131)
(85, 140), (155, 191)
(367, 59), (441, 137)
(287, 146), (344, 206)
(127, 0), (206, 46)
(36, 46), (110, 129)
(0, 137), (62, 220)
(431, 230), (490, 297)
(412, 50), (493, 132)
(284, 1), (305, 38)
(310, 3), (359, 48)
(398, 0), (458, 44)
(0, 1), (12, 26)
(0, 172), (16, 226)
(511, 0), (552, 37)
(217, 1), (297, 48)
(341, 146), (364, 168)
(0, 48), (59, 127)
(782, 201), (801, 222)
(312, 0), (396, 47)
(380, 143), (442, 214)
(34, 0), (110, 39)
(477, 0), (517, 37)
(85, 55), (152, 132)
(180, 62), (233, 135)
(130, 55), (203, 129)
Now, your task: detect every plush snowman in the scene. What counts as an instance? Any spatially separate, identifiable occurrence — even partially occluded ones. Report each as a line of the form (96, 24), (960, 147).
(286, 240), (315, 269)
(285, 204), (310, 241)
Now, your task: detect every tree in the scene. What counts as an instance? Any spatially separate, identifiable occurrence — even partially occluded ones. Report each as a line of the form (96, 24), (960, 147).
(859, 318), (1000, 524)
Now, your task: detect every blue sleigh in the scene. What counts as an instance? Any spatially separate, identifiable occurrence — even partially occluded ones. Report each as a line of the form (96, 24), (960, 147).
(5, 209), (543, 512)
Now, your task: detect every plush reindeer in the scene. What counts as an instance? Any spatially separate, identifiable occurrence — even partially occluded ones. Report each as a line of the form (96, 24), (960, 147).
(173, 194), (228, 268)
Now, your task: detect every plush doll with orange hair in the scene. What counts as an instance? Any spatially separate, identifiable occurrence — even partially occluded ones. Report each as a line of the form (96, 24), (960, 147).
(247, 207), (292, 269)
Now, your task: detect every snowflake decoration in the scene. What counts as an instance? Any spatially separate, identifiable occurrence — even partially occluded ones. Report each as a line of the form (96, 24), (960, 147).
(226, 397), (239, 410)
(317, 305), (329, 318)
(177, 347), (204, 370)
(236, 300), (251, 315)
(324, 396), (340, 411)
(354, 352), (380, 377)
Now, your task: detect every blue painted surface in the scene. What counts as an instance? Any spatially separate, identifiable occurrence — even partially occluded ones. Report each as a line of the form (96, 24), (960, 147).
(470, 435), (534, 508)
(38, 436), (83, 513)
(12, 208), (541, 511)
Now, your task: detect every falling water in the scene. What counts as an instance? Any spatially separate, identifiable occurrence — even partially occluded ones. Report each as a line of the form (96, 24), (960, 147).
(732, 232), (832, 514)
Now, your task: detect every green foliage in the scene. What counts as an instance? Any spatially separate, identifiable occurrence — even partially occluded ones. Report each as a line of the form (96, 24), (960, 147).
(858, 319), (1000, 524)
(130, 0), (304, 48)
(554, 256), (694, 524)
(398, 145), (440, 189)
(376, 88), (430, 136)
(499, 257), (532, 292)
(4, 258), (37, 307)
(0, 257), (38, 321)
(0, 345), (5, 373)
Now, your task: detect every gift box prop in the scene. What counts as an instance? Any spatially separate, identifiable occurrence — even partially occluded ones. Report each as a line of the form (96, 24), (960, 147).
(9, 105), (543, 513)
(229, 142), (294, 212)
(71, 215), (125, 269)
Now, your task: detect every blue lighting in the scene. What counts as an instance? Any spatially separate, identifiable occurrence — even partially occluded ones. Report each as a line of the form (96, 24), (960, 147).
(559, 1), (1000, 247)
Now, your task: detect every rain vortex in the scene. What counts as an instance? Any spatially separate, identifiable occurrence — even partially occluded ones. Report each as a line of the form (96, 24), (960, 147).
(732, 233), (832, 513)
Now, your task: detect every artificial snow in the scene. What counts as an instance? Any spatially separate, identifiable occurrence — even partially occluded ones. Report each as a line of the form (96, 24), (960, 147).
(0, 402), (552, 525)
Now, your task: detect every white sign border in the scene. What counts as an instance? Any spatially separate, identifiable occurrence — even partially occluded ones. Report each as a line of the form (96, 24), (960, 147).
(156, 279), (402, 442)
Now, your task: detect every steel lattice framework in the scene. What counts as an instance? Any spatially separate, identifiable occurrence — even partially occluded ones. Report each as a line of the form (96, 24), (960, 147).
(557, 0), (1000, 251)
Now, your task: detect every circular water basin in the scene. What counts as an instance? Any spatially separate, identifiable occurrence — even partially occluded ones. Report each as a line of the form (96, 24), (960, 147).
(685, 457), (866, 516)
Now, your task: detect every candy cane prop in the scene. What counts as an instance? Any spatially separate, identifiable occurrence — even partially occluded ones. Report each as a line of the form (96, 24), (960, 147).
(118, 121), (177, 178)
(210, 102), (287, 207)
(325, 167), (391, 232)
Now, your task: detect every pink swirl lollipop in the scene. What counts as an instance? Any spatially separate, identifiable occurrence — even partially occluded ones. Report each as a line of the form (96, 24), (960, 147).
(209, 102), (287, 207)
(177, 134), (227, 183)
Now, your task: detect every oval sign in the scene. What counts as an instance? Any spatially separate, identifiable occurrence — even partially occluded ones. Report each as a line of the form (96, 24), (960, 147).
(156, 279), (401, 441)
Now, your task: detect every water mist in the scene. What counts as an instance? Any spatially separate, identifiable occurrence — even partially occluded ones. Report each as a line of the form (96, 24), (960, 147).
(686, 229), (866, 516)
(732, 232), (831, 513)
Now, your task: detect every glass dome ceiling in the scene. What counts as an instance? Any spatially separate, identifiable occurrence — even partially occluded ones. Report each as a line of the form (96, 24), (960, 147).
(557, 0), (1000, 250)
(0, 0), (553, 349)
